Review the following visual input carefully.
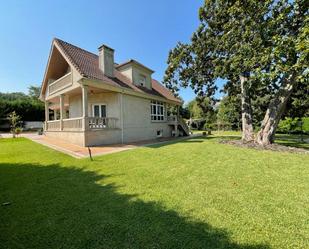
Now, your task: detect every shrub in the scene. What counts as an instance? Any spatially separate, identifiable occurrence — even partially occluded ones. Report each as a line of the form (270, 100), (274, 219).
(8, 111), (22, 138)
(278, 117), (309, 134)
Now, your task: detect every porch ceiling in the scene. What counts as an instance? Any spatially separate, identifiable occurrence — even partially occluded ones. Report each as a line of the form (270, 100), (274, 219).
(47, 86), (116, 109)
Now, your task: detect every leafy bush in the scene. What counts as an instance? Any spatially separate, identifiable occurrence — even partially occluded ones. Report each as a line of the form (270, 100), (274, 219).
(203, 122), (215, 131)
(302, 117), (309, 131)
(277, 117), (309, 134)
(0, 87), (44, 122)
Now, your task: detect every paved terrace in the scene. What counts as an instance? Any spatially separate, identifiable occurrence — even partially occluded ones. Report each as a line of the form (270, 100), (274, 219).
(0, 133), (200, 159)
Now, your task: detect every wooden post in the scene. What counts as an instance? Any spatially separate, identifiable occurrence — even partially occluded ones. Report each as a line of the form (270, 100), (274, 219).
(44, 101), (49, 131)
(175, 105), (179, 137)
(120, 92), (124, 144)
(59, 94), (64, 131)
(82, 85), (88, 131)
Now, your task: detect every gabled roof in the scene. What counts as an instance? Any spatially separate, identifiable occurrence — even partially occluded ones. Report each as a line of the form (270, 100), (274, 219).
(116, 59), (155, 73)
(51, 38), (181, 104)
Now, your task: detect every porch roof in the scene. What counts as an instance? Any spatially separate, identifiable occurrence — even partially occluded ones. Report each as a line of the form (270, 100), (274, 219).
(54, 38), (182, 104)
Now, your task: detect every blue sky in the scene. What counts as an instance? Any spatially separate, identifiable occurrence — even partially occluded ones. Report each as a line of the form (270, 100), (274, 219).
(0, 0), (224, 103)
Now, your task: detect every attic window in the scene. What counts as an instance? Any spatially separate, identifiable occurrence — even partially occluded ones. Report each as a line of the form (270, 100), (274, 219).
(139, 74), (146, 86)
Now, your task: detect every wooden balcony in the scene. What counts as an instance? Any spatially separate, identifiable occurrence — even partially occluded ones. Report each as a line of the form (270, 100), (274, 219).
(45, 117), (119, 132)
(48, 72), (72, 95)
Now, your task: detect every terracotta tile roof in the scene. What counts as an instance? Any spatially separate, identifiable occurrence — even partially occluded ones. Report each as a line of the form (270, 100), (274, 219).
(54, 38), (181, 104)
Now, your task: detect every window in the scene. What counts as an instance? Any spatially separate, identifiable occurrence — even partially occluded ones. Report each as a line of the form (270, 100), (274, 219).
(151, 101), (165, 121)
(92, 104), (107, 118)
(157, 129), (163, 137)
(139, 74), (146, 86)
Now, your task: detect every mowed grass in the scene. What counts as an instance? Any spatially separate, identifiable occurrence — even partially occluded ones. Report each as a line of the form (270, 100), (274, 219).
(0, 136), (308, 249)
(275, 134), (309, 150)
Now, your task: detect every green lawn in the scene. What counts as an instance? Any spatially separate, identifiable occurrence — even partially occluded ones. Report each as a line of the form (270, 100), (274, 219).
(0, 136), (308, 249)
(275, 134), (309, 150)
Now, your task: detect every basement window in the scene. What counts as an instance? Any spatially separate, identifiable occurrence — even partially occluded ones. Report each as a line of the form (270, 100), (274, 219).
(157, 129), (163, 137)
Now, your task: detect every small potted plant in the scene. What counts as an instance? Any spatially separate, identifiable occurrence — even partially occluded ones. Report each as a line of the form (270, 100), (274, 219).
(14, 127), (23, 137)
(38, 128), (43, 135)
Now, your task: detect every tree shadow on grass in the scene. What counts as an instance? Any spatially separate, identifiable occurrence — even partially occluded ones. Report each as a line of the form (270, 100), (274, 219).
(147, 136), (241, 149)
(0, 163), (270, 249)
(147, 137), (208, 148)
(274, 135), (309, 150)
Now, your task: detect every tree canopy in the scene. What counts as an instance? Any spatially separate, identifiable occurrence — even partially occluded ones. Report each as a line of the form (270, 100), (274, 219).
(0, 85), (44, 122)
(164, 0), (308, 145)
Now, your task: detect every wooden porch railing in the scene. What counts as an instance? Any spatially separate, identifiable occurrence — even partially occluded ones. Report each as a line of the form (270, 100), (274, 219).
(62, 117), (83, 131)
(46, 120), (61, 131)
(46, 117), (118, 131)
(48, 72), (72, 95)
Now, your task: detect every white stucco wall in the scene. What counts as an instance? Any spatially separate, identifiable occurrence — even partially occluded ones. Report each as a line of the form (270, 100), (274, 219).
(87, 92), (120, 120)
(131, 65), (152, 89)
(122, 94), (172, 143)
(118, 65), (133, 82)
(46, 131), (85, 146)
(51, 92), (173, 146)
(69, 95), (82, 118)
(68, 92), (121, 121)
(117, 63), (152, 89)
(85, 129), (122, 146)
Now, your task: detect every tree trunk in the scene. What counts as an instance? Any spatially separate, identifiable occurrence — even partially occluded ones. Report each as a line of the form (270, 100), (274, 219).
(255, 73), (296, 145)
(240, 75), (254, 142)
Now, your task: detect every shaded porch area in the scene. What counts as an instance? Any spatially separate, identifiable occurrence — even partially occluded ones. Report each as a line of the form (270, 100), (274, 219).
(44, 85), (120, 132)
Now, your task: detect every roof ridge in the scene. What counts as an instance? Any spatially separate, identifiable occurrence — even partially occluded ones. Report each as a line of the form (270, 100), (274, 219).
(54, 38), (99, 58)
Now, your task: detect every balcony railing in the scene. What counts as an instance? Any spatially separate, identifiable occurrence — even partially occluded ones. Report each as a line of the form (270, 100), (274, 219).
(48, 72), (72, 95)
(167, 115), (190, 135)
(45, 117), (118, 131)
(87, 117), (118, 129)
(167, 115), (178, 123)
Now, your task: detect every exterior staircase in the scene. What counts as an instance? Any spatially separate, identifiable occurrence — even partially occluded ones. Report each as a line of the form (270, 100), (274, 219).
(167, 115), (190, 136)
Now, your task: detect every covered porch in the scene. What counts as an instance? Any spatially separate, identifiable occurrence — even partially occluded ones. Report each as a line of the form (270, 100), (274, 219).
(44, 85), (120, 132)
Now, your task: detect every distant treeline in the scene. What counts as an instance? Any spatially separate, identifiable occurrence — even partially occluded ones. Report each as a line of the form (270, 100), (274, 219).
(0, 86), (44, 122)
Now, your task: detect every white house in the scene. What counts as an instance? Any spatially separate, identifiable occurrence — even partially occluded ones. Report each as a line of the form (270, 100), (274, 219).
(40, 38), (189, 146)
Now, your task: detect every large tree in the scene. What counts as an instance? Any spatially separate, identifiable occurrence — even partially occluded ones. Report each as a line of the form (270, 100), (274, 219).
(164, 0), (308, 145)
(164, 0), (272, 142)
(255, 0), (308, 144)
